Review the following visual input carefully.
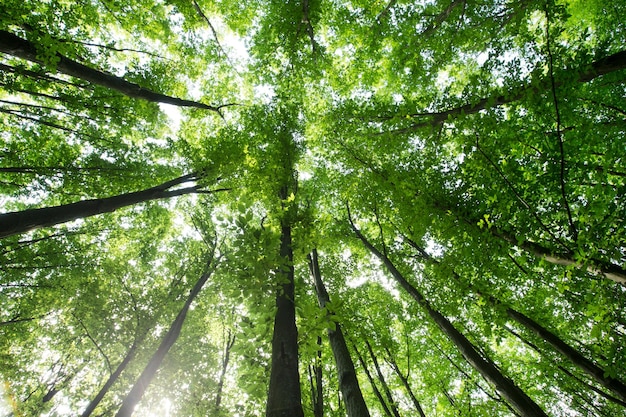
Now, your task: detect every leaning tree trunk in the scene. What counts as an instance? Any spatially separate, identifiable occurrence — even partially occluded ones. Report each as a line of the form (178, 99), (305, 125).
(265, 185), (304, 417)
(402, 232), (626, 402)
(348, 212), (548, 417)
(81, 326), (150, 417)
(0, 173), (224, 239)
(308, 249), (370, 417)
(0, 30), (224, 113)
(385, 49), (626, 134)
(115, 253), (218, 417)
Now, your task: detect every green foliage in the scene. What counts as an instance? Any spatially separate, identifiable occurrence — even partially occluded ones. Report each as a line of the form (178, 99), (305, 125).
(1, 0), (626, 416)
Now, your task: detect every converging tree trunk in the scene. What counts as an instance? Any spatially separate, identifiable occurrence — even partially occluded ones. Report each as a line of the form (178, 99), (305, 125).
(308, 249), (371, 417)
(348, 208), (549, 417)
(265, 184), (304, 417)
(115, 252), (219, 417)
(0, 173), (225, 239)
(0, 30), (225, 113)
(353, 343), (394, 417)
(307, 336), (324, 417)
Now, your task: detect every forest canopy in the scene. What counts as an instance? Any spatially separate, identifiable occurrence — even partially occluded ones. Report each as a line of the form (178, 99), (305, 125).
(1, 0), (625, 416)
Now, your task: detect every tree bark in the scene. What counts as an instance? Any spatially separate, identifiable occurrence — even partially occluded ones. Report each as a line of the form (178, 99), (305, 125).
(307, 336), (324, 417)
(0, 173), (225, 239)
(0, 30), (223, 113)
(115, 254), (218, 417)
(506, 308), (626, 403)
(308, 249), (370, 417)
(265, 214), (304, 417)
(490, 227), (626, 286)
(348, 211), (549, 417)
(505, 325), (626, 408)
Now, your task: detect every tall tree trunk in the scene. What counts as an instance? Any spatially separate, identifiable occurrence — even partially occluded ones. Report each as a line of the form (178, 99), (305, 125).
(307, 336), (324, 417)
(353, 344), (394, 417)
(214, 329), (235, 413)
(348, 211), (548, 417)
(505, 308), (626, 403)
(402, 233), (626, 402)
(308, 249), (371, 417)
(489, 227), (626, 285)
(384, 346), (427, 417)
(81, 329), (148, 417)
(0, 173), (224, 239)
(364, 340), (401, 417)
(115, 254), (218, 417)
(0, 30), (224, 113)
(266, 192), (304, 417)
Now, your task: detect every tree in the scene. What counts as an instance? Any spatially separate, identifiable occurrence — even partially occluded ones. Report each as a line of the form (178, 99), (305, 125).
(309, 248), (370, 417)
(1, 0), (625, 416)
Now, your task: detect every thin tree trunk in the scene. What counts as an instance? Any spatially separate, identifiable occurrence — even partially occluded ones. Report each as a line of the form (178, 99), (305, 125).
(490, 227), (626, 285)
(0, 30), (224, 113)
(505, 325), (626, 408)
(364, 340), (401, 417)
(307, 336), (324, 417)
(348, 210), (548, 417)
(308, 249), (370, 417)
(506, 308), (626, 402)
(266, 187), (304, 417)
(115, 252), (218, 417)
(384, 49), (626, 134)
(353, 343), (394, 417)
(81, 329), (148, 417)
(402, 233), (626, 401)
(0, 173), (226, 239)
(214, 330), (235, 413)
(384, 346), (427, 417)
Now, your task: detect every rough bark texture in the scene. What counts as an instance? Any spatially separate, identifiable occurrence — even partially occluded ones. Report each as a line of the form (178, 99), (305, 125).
(348, 214), (548, 417)
(309, 249), (371, 417)
(265, 222), (304, 417)
(115, 262), (216, 417)
(0, 173), (216, 239)
(0, 30), (222, 112)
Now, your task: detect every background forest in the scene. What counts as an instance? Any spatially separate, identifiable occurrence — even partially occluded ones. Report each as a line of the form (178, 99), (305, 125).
(1, 0), (625, 416)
